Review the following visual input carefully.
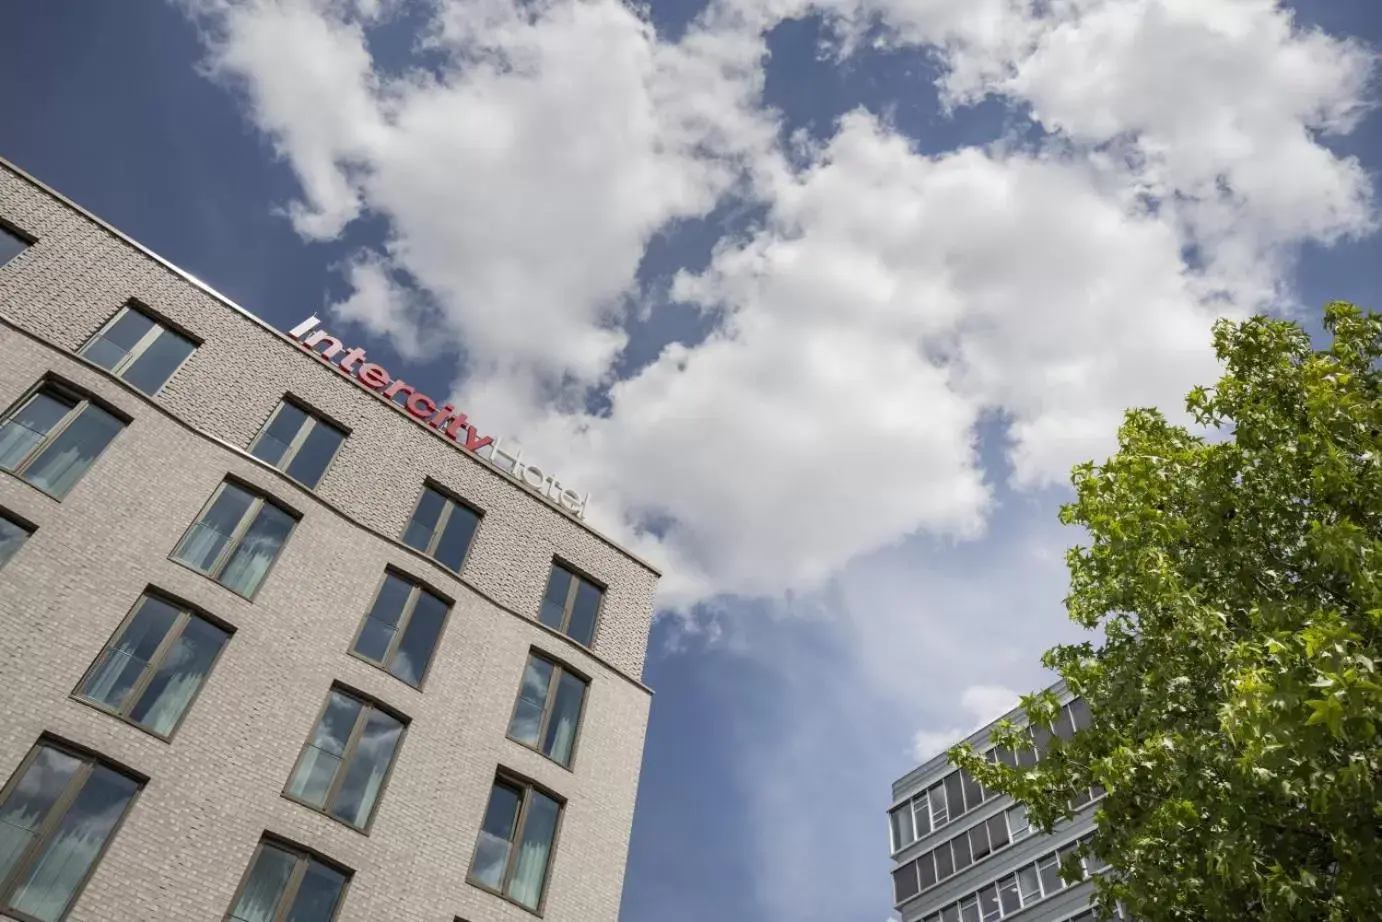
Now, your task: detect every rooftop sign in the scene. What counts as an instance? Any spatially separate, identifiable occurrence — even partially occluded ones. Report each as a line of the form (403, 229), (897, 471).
(288, 316), (590, 519)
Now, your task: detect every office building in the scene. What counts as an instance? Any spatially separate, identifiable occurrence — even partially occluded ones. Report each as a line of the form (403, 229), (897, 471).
(888, 682), (1117, 922)
(0, 158), (659, 922)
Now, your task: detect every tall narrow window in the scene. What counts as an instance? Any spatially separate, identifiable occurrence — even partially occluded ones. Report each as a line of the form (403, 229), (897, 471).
(0, 512), (32, 569)
(469, 777), (562, 912)
(349, 572), (450, 688)
(911, 790), (932, 837)
(538, 563), (602, 647)
(224, 838), (349, 922)
(285, 688), (405, 831)
(892, 862), (919, 904)
(249, 400), (346, 489)
(80, 304), (196, 396)
(0, 741), (142, 922)
(172, 481), (296, 598)
(1016, 864), (1042, 904)
(0, 382), (124, 498)
(889, 802), (915, 852)
(401, 485), (480, 572)
(0, 223), (31, 269)
(75, 593), (230, 738)
(507, 653), (588, 768)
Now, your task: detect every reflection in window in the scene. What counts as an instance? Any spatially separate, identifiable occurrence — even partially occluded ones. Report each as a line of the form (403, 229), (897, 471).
(80, 304), (196, 396)
(0, 741), (141, 922)
(350, 572), (450, 688)
(469, 777), (561, 911)
(76, 593), (230, 737)
(225, 839), (349, 922)
(171, 481), (295, 598)
(249, 400), (346, 489)
(401, 486), (480, 572)
(0, 224), (31, 269)
(538, 563), (602, 647)
(0, 513), (32, 569)
(0, 383), (123, 498)
(285, 689), (405, 830)
(507, 652), (587, 767)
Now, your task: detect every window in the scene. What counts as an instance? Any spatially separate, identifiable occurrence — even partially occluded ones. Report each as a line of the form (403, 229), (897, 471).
(934, 840), (954, 879)
(969, 821), (990, 861)
(892, 863), (919, 904)
(1068, 697), (1092, 731)
(538, 562), (602, 647)
(951, 829), (972, 871)
(987, 813), (1010, 850)
(75, 593), (230, 738)
(224, 838), (349, 922)
(912, 790), (932, 837)
(916, 851), (936, 889)
(1037, 854), (1063, 895)
(941, 906), (961, 922)
(998, 874), (1021, 914)
(959, 896), (981, 922)
(945, 772), (966, 815)
(0, 512), (32, 569)
(284, 688), (405, 831)
(978, 883), (1001, 922)
(0, 223), (31, 269)
(401, 485), (480, 572)
(80, 304), (196, 396)
(1017, 865), (1042, 904)
(960, 769), (983, 810)
(172, 481), (296, 598)
(928, 781), (949, 826)
(0, 382), (124, 498)
(469, 777), (562, 912)
(507, 653), (588, 768)
(350, 572), (450, 688)
(249, 400), (346, 489)
(1007, 803), (1029, 839)
(0, 741), (141, 922)
(890, 803), (915, 852)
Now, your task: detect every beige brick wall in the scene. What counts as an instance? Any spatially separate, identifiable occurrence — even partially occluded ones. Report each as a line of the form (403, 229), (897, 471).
(0, 162), (657, 922)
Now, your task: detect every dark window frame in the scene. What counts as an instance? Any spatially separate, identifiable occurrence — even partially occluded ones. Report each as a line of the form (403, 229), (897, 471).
(506, 649), (590, 770)
(401, 481), (483, 574)
(540, 559), (606, 648)
(71, 588), (234, 742)
(249, 395), (350, 489)
(0, 505), (35, 570)
(78, 300), (201, 397)
(282, 683), (409, 834)
(347, 568), (454, 691)
(0, 735), (146, 922)
(169, 477), (300, 600)
(0, 376), (129, 500)
(466, 771), (566, 917)
(0, 218), (36, 269)
(221, 833), (353, 922)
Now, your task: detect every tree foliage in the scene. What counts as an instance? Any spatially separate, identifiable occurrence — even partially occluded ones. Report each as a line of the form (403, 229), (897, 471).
(950, 302), (1382, 921)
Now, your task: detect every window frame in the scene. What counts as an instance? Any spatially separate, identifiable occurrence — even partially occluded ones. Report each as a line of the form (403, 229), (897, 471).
(505, 649), (590, 770)
(71, 589), (234, 741)
(401, 481), (483, 574)
(0, 217), (36, 268)
(249, 396), (349, 489)
(170, 478), (299, 600)
(347, 568), (453, 690)
(540, 559), (606, 648)
(0, 505), (35, 570)
(282, 684), (409, 834)
(466, 771), (566, 916)
(221, 834), (352, 922)
(78, 301), (201, 397)
(0, 736), (146, 922)
(0, 377), (128, 500)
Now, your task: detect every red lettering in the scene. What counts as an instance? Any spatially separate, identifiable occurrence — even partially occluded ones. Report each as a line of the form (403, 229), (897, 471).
(431, 405), (464, 430)
(358, 363), (390, 389)
(302, 331), (343, 360)
(464, 426), (494, 453)
(445, 414), (470, 440)
(406, 392), (437, 419)
(339, 347), (368, 373)
(383, 379), (414, 402)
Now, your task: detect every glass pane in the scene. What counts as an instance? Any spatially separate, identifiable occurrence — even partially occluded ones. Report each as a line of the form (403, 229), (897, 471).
(77, 596), (180, 712)
(508, 657), (554, 747)
(961, 770), (983, 809)
(219, 503), (294, 597)
(285, 419), (344, 489)
(934, 840), (953, 879)
(1068, 697), (1091, 731)
(432, 501), (479, 571)
(890, 804), (914, 851)
(24, 403), (124, 498)
(390, 590), (447, 687)
(892, 863), (919, 903)
(1038, 856), (1062, 894)
(941, 906), (961, 922)
(988, 813), (1010, 849)
(978, 884), (1001, 922)
(960, 897), (981, 922)
(0, 227), (27, 268)
(952, 832), (971, 870)
(250, 402), (307, 469)
(473, 783), (521, 889)
(7, 764), (138, 922)
(353, 575), (412, 663)
(93, 308), (157, 358)
(329, 709), (403, 827)
(998, 874), (1021, 914)
(121, 328), (195, 395)
(1017, 865), (1042, 903)
(286, 859), (347, 922)
(970, 823), (990, 860)
(911, 792), (931, 837)
(129, 616), (229, 736)
(508, 791), (559, 909)
(229, 844), (296, 922)
(287, 693), (361, 807)
(0, 391), (73, 471)
(917, 851), (936, 888)
(542, 671), (586, 766)
(0, 516), (28, 569)
(173, 483), (255, 573)
(567, 579), (601, 646)
(539, 567), (572, 630)
(929, 782), (948, 826)
(944, 773), (966, 817)
(0, 747), (82, 885)
(402, 488), (445, 552)
(1007, 804), (1029, 839)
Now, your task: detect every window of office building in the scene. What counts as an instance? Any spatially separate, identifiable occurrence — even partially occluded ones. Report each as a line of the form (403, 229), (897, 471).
(285, 688), (405, 831)
(538, 563), (601, 647)
(401, 485), (480, 572)
(171, 481), (296, 598)
(224, 838), (349, 922)
(75, 593), (230, 738)
(80, 304), (197, 396)
(0, 741), (142, 922)
(350, 572), (450, 688)
(507, 652), (588, 768)
(0, 511), (32, 569)
(249, 400), (346, 489)
(469, 777), (561, 912)
(0, 223), (31, 269)
(0, 382), (124, 499)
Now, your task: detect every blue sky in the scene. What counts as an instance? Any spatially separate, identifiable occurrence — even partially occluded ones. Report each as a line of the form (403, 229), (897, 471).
(3, 2), (1381, 921)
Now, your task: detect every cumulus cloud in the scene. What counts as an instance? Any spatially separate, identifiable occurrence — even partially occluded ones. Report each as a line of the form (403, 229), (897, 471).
(911, 684), (1021, 762)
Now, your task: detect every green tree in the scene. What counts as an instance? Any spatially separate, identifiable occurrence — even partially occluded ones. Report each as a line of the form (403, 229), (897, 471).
(950, 302), (1382, 921)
